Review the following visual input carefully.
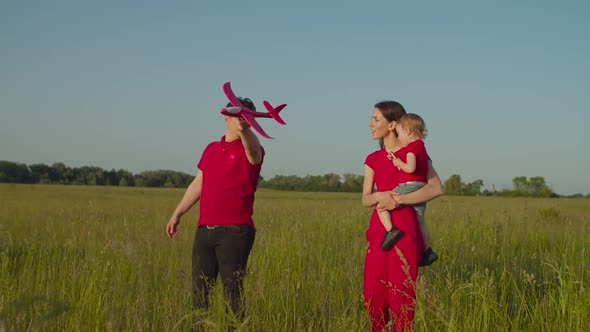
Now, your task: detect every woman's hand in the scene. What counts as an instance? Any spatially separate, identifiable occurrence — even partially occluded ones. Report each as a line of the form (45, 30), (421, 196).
(375, 191), (400, 211)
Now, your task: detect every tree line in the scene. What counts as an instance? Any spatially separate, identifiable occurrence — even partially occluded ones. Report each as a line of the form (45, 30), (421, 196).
(443, 174), (568, 198)
(0, 161), (193, 188)
(1, 160), (587, 198)
(0, 161), (364, 192)
(259, 173), (364, 192)
(259, 173), (586, 198)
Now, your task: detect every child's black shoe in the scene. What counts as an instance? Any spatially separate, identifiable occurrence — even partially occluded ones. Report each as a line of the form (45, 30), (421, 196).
(419, 247), (439, 267)
(380, 228), (404, 251)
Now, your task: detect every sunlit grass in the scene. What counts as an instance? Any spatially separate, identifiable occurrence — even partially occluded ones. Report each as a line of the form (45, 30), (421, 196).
(0, 184), (588, 331)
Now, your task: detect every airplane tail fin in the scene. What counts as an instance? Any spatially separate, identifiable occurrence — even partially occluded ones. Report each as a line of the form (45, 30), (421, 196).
(263, 100), (287, 125)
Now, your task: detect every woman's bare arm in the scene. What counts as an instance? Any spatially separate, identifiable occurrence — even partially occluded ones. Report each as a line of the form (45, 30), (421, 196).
(394, 162), (444, 205)
(361, 165), (397, 210)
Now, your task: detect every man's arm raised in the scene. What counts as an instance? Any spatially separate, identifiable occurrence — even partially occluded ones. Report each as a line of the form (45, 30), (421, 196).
(239, 120), (263, 165)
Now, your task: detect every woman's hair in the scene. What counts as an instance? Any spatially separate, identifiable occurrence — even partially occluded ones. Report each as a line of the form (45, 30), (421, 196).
(374, 101), (406, 123)
(399, 113), (428, 139)
(374, 101), (407, 148)
(227, 97), (256, 111)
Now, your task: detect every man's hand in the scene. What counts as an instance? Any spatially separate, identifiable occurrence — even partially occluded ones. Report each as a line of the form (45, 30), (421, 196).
(238, 119), (252, 138)
(166, 215), (181, 239)
(241, 118), (251, 128)
(227, 116), (251, 134)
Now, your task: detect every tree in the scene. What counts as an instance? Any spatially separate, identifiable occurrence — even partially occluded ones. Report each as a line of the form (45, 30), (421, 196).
(29, 163), (52, 183)
(136, 170), (191, 188)
(303, 175), (322, 191)
(323, 173), (342, 191)
(528, 176), (551, 197)
(50, 162), (69, 183)
(0, 161), (32, 183)
(512, 176), (527, 193)
(74, 166), (107, 185)
(342, 173), (364, 192)
(134, 176), (144, 187)
(259, 173), (364, 192)
(116, 169), (134, 186)
(0, 159), (572, 196)
(119, 178), (129, 187)
(510, 176), (554, 197)
(104, 169), (119, 186)
(444, 174), (463, 195)
(263, 175), (304, 191)
(567, 193), (583, 198)
(464, 179), (484, 196)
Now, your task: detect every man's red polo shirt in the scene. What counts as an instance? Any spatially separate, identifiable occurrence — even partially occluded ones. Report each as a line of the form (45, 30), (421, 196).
(197, 136), (264, 228)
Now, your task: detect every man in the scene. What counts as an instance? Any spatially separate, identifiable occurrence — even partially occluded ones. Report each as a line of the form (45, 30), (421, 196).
(166, 97), (263, 321)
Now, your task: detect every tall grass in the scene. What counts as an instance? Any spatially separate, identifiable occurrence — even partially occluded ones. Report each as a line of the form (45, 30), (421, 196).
(0, 184), (588, 331)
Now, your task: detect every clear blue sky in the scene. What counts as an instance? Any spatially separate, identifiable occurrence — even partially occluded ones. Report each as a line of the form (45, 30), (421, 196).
(1, 1), (589, 195)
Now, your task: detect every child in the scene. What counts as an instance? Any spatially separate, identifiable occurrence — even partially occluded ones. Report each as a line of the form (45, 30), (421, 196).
(378, 113), (438, 266)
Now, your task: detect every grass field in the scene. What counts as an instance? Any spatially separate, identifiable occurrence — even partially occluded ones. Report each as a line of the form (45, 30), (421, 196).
(0, 184), (588, 331)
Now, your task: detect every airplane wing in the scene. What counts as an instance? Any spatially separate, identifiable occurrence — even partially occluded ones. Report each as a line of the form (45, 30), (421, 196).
(223, 82), (244, 107)
(241, 112), (273, 139)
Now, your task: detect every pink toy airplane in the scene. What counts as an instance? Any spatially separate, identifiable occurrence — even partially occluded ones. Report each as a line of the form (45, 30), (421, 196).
(219, 82), (287, 139)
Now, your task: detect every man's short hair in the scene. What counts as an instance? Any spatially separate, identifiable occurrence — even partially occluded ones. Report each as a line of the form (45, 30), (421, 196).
(227, 97), (256, 111)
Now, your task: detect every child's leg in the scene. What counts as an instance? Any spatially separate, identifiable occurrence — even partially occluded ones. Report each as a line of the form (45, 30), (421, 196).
(416, 213), (431, 251)
(379, 188), (405, 251)
(415, 208), (438, 267)
(379, 209), (404, 251)
(377, 209), (393, 231)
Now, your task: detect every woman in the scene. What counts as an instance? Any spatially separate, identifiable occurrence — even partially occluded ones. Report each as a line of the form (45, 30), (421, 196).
(362, 101), (444, 331)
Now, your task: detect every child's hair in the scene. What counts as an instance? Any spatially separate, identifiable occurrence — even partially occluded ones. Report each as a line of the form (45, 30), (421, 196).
(399, 113), (428, 139)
